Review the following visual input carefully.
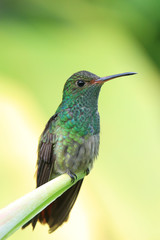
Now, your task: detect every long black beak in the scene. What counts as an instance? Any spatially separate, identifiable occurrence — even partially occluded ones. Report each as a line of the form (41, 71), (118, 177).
(95, 72), (137, 83)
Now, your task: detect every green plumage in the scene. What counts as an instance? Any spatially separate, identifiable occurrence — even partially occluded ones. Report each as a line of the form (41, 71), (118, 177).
(22, 70), (136, 233)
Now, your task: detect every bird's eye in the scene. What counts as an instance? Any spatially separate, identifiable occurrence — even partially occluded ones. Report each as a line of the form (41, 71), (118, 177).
(77, 80), (85, 87)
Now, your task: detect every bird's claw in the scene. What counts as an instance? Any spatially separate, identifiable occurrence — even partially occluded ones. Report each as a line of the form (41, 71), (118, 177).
(67, 170), (77, 183)
(85, 168), (90, 175)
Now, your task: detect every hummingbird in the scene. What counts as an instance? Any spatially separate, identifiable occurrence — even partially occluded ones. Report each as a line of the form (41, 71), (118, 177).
(22, 70), (136, 233)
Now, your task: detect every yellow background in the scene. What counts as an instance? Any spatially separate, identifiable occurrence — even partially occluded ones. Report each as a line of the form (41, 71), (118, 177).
(0, 1), (160, 240)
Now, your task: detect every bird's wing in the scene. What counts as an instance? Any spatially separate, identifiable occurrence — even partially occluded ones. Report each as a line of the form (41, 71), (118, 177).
(36, 113), (58, 187)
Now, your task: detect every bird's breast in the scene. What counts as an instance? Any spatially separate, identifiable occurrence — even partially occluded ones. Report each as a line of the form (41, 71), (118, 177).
(54, 131), (100, 174)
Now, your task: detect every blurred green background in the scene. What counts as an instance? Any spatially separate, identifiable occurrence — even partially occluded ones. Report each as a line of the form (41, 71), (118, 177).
(0, 0), (160, 240)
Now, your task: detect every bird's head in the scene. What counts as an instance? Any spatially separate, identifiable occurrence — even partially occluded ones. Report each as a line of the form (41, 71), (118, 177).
(62, 70), (136, 105)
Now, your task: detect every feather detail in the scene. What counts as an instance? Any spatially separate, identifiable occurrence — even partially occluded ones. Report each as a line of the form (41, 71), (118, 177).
(40, 179), (83, 233)
(22, 114), (57, 229)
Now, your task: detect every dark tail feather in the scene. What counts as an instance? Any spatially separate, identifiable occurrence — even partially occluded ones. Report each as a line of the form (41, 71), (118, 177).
(22, 179), (83, 233)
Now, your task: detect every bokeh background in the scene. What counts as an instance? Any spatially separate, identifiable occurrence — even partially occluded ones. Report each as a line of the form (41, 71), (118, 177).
(0, 0), (160, 240)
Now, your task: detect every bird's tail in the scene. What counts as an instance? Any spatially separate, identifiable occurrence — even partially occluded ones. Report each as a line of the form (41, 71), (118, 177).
(22, 179), (83, 233)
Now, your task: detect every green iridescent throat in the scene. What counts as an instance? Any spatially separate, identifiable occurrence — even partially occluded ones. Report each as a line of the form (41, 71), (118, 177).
(56, 82), (102, 137)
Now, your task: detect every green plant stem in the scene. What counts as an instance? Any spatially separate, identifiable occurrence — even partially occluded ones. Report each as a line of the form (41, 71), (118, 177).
(0, 171), (85, 240)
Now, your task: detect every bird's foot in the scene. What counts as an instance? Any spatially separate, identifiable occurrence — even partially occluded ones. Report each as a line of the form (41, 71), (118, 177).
(66, 170), (77, 183)
(85, 168), (90, 176)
